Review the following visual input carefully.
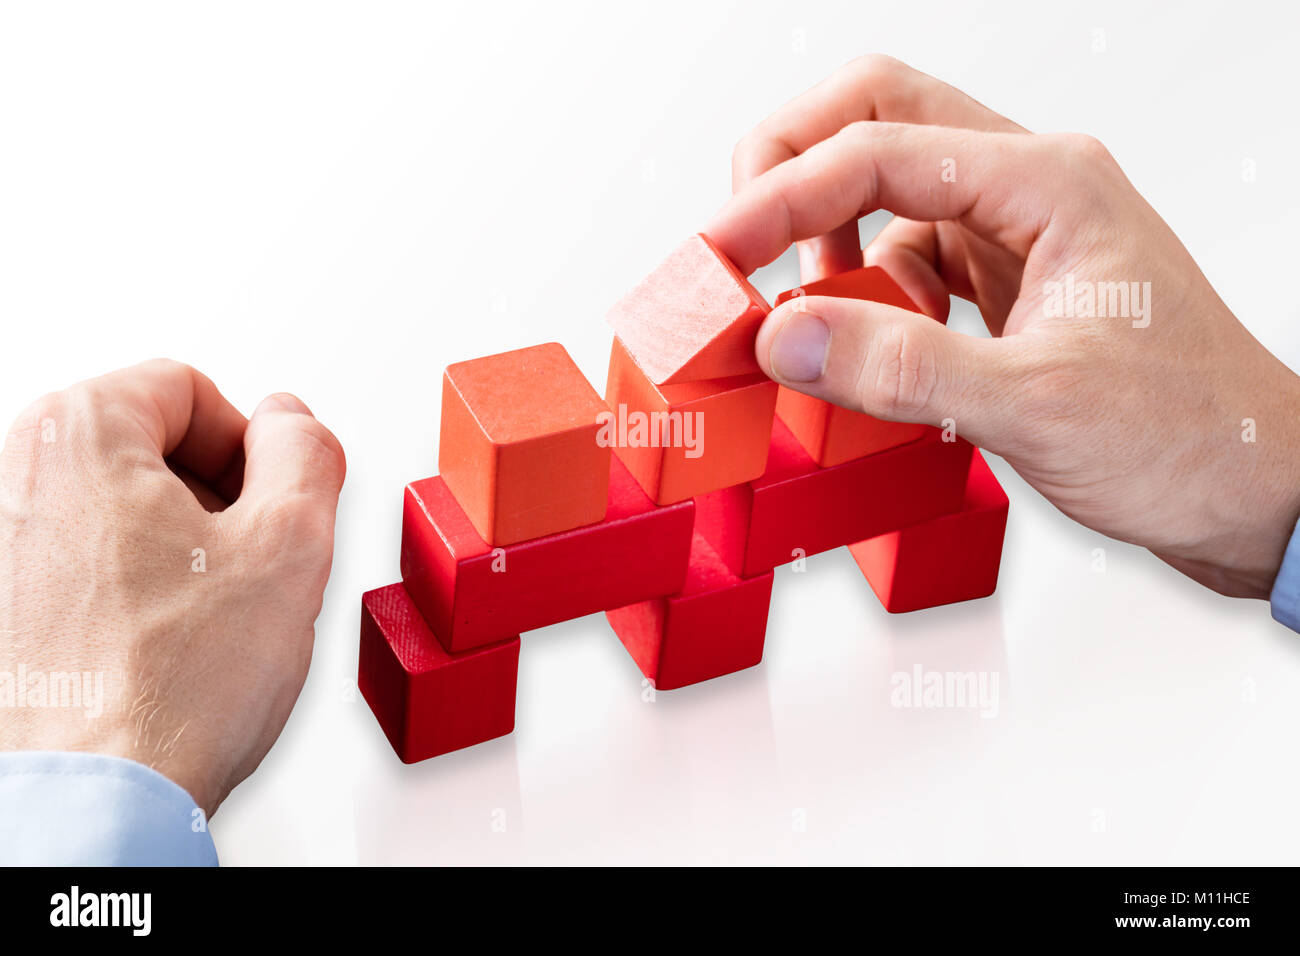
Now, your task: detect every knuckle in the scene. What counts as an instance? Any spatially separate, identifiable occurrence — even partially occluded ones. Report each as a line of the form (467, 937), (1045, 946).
(290, 418), (347, 481)
(1052, 132), (1115, 169)
(856, 322), (940, 420)
(73, 387), (151, 450)
(139, 356), (192, 378)
(839, 118), (902, 157)
(732, 130), (757, 168)
(851, 52), (904, 85)
(843, 118), (877, 143)
(7, 389), (99, 451)
(12, 391), (66, 434)
(2, 395), (57, 464)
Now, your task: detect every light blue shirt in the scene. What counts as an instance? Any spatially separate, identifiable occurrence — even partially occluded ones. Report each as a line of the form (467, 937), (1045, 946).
(1272, 518), (1300, 632)
(0, 751), (218, 866)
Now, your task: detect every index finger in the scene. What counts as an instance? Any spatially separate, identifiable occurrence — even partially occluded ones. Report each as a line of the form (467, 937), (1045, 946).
(733, 54), (1027, 189)
(86, 358), (248, 492)
(709, 122), (1054, 276)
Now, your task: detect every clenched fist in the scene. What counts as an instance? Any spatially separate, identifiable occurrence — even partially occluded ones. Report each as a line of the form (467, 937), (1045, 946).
(0, 360), (345, 813)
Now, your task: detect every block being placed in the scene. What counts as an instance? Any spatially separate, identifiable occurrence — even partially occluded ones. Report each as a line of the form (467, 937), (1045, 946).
(606, 233), (770, 385)
(771, 266), (932, 466)
(440, 342), (610, 547)
(604, 336), (776, 505)
(402, 454), (694, 652)
(358, 582), (520, 763)
(694, 414), (973, 578)
(606, 533), (773, 691)
(849, 450), (1009, 613)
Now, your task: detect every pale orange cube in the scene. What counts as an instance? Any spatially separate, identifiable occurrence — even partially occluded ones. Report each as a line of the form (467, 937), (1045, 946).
(604, 336), (776, 505)
(439, 343), (610, 546)
(605, 233), (770, 385)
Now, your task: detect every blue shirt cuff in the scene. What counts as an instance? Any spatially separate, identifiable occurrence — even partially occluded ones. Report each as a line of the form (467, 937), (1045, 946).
(0, 751), (218, 866)
(1271, 515), (1300, 631)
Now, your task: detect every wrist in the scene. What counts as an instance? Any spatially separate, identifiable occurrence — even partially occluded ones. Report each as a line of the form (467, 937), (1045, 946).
(1201, 372), (1300, 598)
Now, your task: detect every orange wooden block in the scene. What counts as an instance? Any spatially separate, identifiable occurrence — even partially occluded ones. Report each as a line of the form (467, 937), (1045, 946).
(606, 233), (770, 385)
(772, 266), (933, 466)
(604, 336), (777, 505)
(440, 342), (610, 547)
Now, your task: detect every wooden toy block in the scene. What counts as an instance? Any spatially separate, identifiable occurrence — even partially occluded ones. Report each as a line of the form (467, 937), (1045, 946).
(694, 414), (974, 578)
(606, 533), (774, 691)
(849, 450), (1009, 613)
(771, 266), (933, 466)
(402, 454), (695, 653)
(774, 265), (922, 313)
(358, 582), (520, 763)
(604, 336), (777, 505)
(606, 233), (771, 385)
(774, 387), (928, 468)
(440, 342), (610, 547)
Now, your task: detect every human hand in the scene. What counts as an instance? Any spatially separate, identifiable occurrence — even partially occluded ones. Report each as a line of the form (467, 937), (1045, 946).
(707, 54), (1300, 599)
(0, 360), (346, 813)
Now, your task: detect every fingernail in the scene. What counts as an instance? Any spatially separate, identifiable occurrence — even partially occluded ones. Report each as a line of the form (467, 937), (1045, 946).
(255, 393), (313, 417)
(769, 310), (830, 382)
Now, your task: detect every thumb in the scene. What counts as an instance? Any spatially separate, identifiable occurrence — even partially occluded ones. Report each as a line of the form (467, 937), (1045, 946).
(234, 393), (346, 520)
(755, 295), (1025, 448)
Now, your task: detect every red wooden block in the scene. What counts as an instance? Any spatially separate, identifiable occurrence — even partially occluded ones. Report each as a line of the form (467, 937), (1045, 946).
(402, 454), (695, 652)
(440, 342), (610, 547)
(606, 233), (770, 385)
(604, 336), (777, 505)
(606, 533), (774, 691)
(849, 450), (1009, 613)
(774, 387), (928, 468)
(358, 582), (520, 763)
(772, 266), (933, 466)
(694, 415), (973, 578)
(773, 265), (922, 313)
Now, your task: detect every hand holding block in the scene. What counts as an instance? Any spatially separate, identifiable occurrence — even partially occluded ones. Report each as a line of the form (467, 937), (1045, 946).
(402, 454), (694, 652)
(440, 342), (610, 547)
(606, 533), (773, 691)
(606, 234), (770, 385)
(604, 336), (777, 505)
(695, 415), (974, 578)
(773, 267), (931, 466)
(849, 450), (1009, 613)
(358, 583), (520, 763)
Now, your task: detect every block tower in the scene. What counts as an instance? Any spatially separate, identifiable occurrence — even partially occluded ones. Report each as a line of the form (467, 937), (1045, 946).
(359, 234), (1009, 762)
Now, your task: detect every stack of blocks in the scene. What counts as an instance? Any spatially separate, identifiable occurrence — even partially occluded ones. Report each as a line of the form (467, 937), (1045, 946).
(359, 234), (1010, 762)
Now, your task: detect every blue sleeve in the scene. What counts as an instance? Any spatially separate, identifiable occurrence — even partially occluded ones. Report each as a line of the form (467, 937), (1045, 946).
(0, 751), (218, 866)
(1271, 517), (1300, 632)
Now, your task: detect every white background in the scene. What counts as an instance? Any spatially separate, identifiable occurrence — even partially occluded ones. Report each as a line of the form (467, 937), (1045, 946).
(2, 0), (1298, 864)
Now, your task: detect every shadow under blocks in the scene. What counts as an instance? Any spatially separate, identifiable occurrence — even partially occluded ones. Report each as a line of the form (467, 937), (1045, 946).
(358, 236), (1009, 762)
